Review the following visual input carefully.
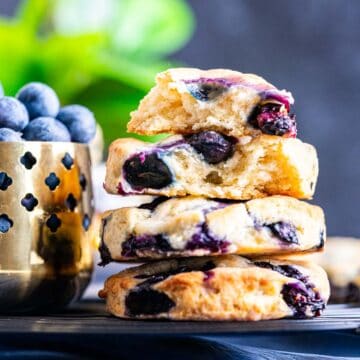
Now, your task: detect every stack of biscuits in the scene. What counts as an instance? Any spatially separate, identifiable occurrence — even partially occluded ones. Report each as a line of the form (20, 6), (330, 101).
(98, 68), (330, 321)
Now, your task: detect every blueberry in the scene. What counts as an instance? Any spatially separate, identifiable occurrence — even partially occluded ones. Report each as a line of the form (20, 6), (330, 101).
(185, 78), (231, 101)
(138, 196), (169, 211)
(254, 262), (304, 281)
(249, 103), (297, 137)
(125, 287), (175, 316)
(22, 117), (71, 142)
(281, 282), (325, 318)
(121, 234), (172, 257)
(186, 223), (229, 253)
(124, 153), (173, 190)
(0, 128), (23, 142)
(0, 97), (29, 131)
(267, 221), (299, 244)
(16, 82), (60, 119)
(185, 131), (235, 164)
(135, 261), (216, 282)
(125, 259), (216, 316)
(254, 262), (325, 318)
(57, 105), (96, 143)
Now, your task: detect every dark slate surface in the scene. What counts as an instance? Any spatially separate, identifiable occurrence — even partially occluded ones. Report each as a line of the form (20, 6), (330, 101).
(0, 302), (359, 359)
(0, 301), (358, 335)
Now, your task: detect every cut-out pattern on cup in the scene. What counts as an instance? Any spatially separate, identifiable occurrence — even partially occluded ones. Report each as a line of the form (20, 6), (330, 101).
(21, 193), (39, 211)
(45, 172), (60, 191)
(46, 214), (61, 233)
(65, 193), (77, 211)
(61, 153), (74, 170)
(0, 214), (13, 233)
(20, 152), (37, 169)
(82, 214), (90, 231)
(0, 172), (12, 191)
(79, 174), (87, 191)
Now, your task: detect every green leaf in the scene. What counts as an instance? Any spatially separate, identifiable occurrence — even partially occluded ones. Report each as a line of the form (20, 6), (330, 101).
(0, 22), (38, 95)
(111, 0), (195, 58)
(52, 0), (194, 58)
(52, 0), (114, 35)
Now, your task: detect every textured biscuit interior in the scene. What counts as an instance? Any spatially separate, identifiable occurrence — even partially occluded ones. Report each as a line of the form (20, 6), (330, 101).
(104, 135), (318, 200)
(128, 68), (279, 137)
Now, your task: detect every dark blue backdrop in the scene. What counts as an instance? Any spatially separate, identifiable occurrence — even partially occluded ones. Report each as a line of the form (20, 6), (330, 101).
(173, 0), (360, 238)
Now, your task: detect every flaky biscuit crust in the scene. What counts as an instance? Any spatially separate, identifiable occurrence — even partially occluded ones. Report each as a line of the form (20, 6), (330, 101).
(99, 255), (330, 321)
(100, 196), (325, 261)
(128, 68), (293, 138)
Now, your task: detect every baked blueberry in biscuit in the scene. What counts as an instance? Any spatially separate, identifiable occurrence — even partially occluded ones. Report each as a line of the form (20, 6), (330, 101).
(104, 134), (318, 200)
(128, 68), (296, 139)
(99, 196), (325, 264)
(99, 255), (329, 320)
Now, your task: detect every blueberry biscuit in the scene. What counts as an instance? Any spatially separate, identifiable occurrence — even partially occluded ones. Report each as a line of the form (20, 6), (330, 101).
(99, 196), (325, 264)
(128, 68), (296, 138)
(98, 255), (329, 320)
(104, 133), (318, 200)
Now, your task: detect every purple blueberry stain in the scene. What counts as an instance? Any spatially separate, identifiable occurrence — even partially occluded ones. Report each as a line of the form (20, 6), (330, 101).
(122, 132), (237, 191)
(116, 182), (127, 195)
(254, 261), (325, 318)
(125, 287), (175, 317)
(135, 260), (216, 282)
(184, 78), (233, 101)
(261, 90), (294, 111)
(249, 102), (297, 137)
(186, 223), (230, 253)
(204, 270), (215, 282)
(249, 88), (296, 138)
(21, 193), (38, 211)
(122, 202), (229, 257)
(0, 214), (13, 233)
(123, 152), (173, 190)
(267, 221), (299, 245)
(185, 131), (236, 164)
(45, 172), (60, 191)
(0, 172), (12, 191)
(121, 234), (172, 257)
(125, 260), (216, 317)
(20, 151), (36, 169)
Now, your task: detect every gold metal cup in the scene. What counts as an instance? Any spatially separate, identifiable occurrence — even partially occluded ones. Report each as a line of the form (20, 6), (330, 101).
(0, 142), (94, 312)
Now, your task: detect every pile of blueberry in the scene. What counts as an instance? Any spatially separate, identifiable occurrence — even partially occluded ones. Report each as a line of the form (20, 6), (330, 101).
(0, 82), (96, 143)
